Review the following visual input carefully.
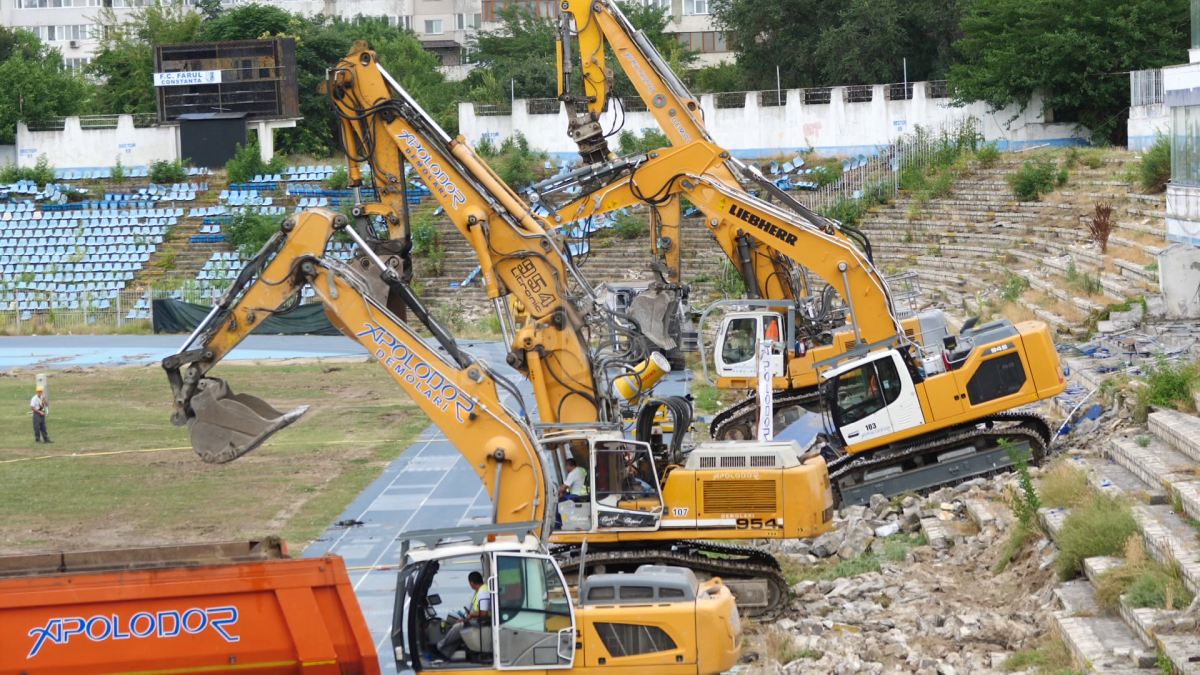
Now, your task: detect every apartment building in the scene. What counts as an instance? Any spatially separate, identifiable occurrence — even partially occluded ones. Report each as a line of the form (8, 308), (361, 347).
(0, 0), (729, 73)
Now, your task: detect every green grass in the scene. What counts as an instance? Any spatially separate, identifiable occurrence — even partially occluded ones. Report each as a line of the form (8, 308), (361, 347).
(1096, 535), (1194, 611)
(1000, 637), (1079, 674)
(0, 363), (427, 554)
(1134, 354), (1200, 422)
(786, 534), (923, 585)
(1055, 493), (1139, 580)
(1038, 460), (1091, 509)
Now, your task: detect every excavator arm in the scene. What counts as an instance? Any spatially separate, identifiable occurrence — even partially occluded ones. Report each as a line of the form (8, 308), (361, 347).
(327, 44), (624, 426)
(162, 208), (556, 533)
(536, 140), (905, 349)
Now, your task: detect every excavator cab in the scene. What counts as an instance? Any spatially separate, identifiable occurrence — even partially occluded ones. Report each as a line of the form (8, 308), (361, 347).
(819, 349), (925, 447)
(713, 311), (785, 379)
(395, 531), (577, 672)
(551, 437), (664, 533)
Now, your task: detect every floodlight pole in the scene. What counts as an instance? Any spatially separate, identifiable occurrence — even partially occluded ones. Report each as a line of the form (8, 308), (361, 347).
(776, 65), (781, 105)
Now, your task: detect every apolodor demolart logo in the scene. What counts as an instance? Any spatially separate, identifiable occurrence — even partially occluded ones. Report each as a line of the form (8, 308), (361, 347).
(396, 129), (467, 210)
(357, 322), (477, 423)
(26, 606), (239, 659)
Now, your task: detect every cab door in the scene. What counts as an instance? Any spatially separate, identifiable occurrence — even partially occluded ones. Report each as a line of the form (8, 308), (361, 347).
(715, 313), (784, 378)
(828, 351), (924, 446)
(591, 441), (663, 531)
(491, 553), (576, 671)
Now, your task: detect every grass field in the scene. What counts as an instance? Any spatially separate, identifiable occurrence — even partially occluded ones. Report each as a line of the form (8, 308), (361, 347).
(0, 360), (427, 555)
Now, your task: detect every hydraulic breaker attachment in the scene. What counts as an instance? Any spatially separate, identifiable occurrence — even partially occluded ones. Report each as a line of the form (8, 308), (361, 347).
(185, 378), (309, 464)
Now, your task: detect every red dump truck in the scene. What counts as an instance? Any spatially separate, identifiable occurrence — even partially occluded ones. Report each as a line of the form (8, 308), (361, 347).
(0, 539), (378, 674)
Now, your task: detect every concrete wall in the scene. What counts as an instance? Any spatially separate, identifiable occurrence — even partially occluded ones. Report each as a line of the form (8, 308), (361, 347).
(16, 116), (178, 170)
(459, 83), (1086, 160)
(0, 145), (15, 167)
(1129, 104), (1169, 151)
(1158, 244), (1200, 318)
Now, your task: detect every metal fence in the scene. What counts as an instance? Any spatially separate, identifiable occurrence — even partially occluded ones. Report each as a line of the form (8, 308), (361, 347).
(794, 116), (984, 215)
(1131, 69), (1164, 107)
(25, 114), (159, 132)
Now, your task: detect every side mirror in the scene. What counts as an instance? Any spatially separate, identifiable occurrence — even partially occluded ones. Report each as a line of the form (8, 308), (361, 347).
(427, 593), (442, 606)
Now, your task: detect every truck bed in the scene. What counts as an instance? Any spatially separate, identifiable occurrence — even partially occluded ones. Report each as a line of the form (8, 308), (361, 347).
(0, 540), (379, 674)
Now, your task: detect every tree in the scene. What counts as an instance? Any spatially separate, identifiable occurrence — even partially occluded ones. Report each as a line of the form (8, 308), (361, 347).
(88, 1), (204, 115)
(0, 27), (91, 144)
(467, 5), (559, 100)
(710, 0), (966, 88)
(949, 0), (1189, 143)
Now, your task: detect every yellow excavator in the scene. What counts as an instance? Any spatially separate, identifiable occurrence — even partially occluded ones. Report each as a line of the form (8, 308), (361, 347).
(529, 1), (1070, 505)
(533, 0), (948, 443)
(162, 44), (832, 621)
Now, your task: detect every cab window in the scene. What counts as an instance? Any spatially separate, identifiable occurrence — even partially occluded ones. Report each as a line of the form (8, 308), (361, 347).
(721, 318), (756, 365)
(594, 447), (658, 507)
(966, 352), (1026, 405)
(832, 359), (902, 425)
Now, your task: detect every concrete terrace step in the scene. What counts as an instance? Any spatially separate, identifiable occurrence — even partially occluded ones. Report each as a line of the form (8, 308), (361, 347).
(1050, 611), (1157, 673)
(1107, 436), (1200, 521)
(1131, 504), (1200, 594)
(1148, 410), (1200, 463)
(1079, 456), (1169, 505)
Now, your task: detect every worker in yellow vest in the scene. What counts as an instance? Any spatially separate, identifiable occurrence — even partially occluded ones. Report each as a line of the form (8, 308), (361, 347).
(436, 571), (491, 661)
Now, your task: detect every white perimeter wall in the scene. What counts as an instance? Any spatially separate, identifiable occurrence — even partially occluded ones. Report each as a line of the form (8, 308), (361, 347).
(460, 83), (1086, 160)
(16, 116), (178, 169)
(1129, 104), (1169, 151)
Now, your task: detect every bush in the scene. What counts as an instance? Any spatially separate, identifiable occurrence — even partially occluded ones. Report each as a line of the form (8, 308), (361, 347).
(999, 270), (1029, 303)
(1096, 535), (1194, 611)
(819, 199), (866, 226)
(1038, 460), (1091, 509)
(0, 154), (56, 186)
(614, 212), (646, 240)
(224, 141), (285, 185)
(1140, 135), (1171, 193)
(411, 212), (445, 276)
(1054, 492), (1138, 579)
(617, 129), (669, 156)
(476, 132), (545, 189)
(226, 208), (283, 257)
(111, 156), (126, 184)
(975, 143), (1001, 168)
(1089, 202), (1115, 253)
(1006, 158), (1060, 201)
(1134, 354), (1200, 421)
(327, 165), (348, 190)
(149, 158), (188, 184)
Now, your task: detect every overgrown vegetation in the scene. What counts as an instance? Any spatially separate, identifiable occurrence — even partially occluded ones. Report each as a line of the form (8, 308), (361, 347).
(613, 212), (646, 240)
(0, 154), (55, 186)
(111, 155), (126, 184)
(975, 142), (1001, 168)
(1038, 460), (1091, 510)
(1096, 534), (1194, 611)
(1000, 270), (1030, 303)
(1006, 158), (1064, 201)
(1089, 202), (1114, 253)
(1133, 354), (1200, 421)
(999, 637), (1075, 674)
(994, 441), (1042, 574)
(1140, 135), (1171, 193)
(327, 165), (349, 190)
(148, 158), (188, 184)
(1054, 492), (1138, 579)
(1065, 261), (1102, 296)
(617, 128), (670, 156)
(475, 133), (545, 189)
(411, 211), (446, 277)
(224, 141), (286, 185)
(765, 627), (822, 665)
(226, 208), (282, 257)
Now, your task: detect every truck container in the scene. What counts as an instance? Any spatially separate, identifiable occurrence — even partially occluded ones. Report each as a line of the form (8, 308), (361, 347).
(0, 538), (378, 674)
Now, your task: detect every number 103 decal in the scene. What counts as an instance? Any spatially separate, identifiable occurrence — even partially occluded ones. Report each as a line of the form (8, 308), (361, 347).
(736, 518), (780, 529)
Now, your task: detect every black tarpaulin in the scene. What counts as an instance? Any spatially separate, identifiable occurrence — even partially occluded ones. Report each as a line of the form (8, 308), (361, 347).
(152, 298), (340, 336)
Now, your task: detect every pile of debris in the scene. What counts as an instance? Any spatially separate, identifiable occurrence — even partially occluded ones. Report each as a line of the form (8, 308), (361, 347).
(751, 473), (1062, 675)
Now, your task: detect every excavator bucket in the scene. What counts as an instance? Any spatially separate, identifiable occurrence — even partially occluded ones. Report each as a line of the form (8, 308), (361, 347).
(629, 289), (678, 351)
(187, 378), (310, 464)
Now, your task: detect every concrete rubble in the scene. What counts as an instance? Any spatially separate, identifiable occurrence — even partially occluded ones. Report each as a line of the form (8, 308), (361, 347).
(747, 471), (1062, 675)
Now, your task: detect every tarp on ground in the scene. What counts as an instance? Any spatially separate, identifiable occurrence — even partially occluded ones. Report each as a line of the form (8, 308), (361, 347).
(152, 298), (340, 336)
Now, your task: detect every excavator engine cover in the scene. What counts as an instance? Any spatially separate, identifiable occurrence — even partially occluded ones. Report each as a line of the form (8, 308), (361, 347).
(629, 288), (678, 351)
(187, 377), (309, 464)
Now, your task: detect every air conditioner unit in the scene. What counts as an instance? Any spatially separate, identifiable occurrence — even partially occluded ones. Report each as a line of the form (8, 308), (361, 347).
(69, 40), (79, 48)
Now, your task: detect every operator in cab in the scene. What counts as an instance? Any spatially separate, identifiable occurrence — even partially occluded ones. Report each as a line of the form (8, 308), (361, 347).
(435, 571), (490, 662)
(560, 457), (589, 502)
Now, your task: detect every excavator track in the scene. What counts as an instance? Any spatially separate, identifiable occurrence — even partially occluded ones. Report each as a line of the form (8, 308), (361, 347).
(709, 388), (820, 441)
(827, 411), (1052, 506)
(551, 541), (790, 620)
